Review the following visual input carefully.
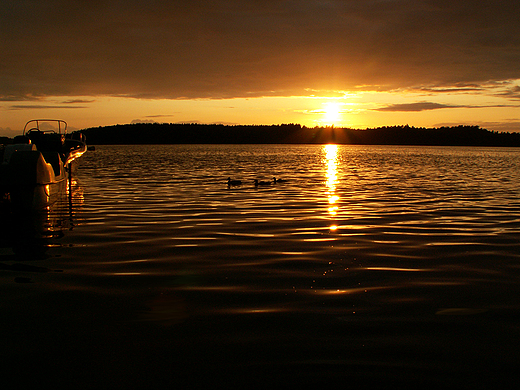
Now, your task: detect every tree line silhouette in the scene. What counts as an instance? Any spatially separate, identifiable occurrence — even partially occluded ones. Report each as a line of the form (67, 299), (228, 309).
(77, 123), (520, 146)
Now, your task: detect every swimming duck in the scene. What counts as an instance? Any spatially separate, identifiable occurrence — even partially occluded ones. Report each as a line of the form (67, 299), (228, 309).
(273, 177), (288, 184)
(254, 179), (271, 186)
(227, 177), (242, 186)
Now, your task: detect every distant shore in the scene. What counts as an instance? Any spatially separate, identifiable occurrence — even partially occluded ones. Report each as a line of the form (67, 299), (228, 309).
(3, 123), (520, 146)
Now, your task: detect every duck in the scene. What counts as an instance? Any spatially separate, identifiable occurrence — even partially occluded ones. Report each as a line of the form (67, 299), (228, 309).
(227, 177), (242, 186)
(254, 179), (271, 187)
(273, 177), (288, 184)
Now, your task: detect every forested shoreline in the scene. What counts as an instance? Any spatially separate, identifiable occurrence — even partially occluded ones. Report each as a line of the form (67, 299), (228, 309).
(76, 123), (520, 146)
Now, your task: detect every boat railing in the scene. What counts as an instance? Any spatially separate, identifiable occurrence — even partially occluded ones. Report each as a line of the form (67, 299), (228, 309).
(23, 119), (68, 136)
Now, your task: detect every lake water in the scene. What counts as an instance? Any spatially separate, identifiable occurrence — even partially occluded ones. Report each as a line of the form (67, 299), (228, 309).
(2, 144), (520, 388)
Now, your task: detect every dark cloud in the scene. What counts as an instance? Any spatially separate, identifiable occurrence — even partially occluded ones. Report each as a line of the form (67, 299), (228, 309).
(131, 119), (157, 124)
(9, 105), (88, 110)
(61, 99), (96, 104)
(375, 102), (461, 111)
(2, 0), (520, 99)
(415, 84), (485, 93)
(376, 101), (520, 112)
(497, 86), (520, 100)
(0, 94), (45, 102)
(481, 121), (520, 133)
(144, 114), (177, 118)
(436, 120), (520, 133)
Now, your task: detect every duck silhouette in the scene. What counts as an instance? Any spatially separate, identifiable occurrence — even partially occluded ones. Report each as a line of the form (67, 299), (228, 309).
(273, 177), (288, 184)
(254, 179), (271, 187)
(227, 177), (242, 186)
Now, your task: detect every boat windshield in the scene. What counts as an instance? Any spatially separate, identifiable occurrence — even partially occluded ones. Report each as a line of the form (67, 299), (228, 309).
(23, 120), (67, 135)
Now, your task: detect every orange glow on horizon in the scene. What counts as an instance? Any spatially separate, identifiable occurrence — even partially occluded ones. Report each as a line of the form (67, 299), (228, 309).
(2, 88), (520, 137)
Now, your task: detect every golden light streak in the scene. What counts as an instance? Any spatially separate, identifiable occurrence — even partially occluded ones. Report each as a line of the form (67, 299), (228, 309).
(323, 144), (339, 231)
(111, 272), (142, 275)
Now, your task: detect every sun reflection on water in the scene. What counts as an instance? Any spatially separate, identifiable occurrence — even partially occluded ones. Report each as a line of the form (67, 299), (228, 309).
(323, 144), (339, 230)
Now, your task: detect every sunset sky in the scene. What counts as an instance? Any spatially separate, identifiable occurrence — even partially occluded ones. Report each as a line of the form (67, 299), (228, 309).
(1, 0), (520, 136)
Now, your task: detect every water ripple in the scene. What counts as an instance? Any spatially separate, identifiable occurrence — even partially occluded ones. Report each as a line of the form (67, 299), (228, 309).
(11, 144), (518, 386)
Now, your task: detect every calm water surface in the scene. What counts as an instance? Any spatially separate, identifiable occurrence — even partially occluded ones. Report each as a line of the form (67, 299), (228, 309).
(2, 144), (520, 387)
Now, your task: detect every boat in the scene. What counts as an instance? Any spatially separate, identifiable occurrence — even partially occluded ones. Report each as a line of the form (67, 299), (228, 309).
(0, 119), (87, 211)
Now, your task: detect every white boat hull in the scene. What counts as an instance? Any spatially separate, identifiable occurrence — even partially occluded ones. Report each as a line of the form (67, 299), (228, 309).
(1, 119), (86, 212)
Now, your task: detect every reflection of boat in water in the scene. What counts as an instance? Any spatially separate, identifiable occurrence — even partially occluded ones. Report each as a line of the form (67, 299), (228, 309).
(0, 120), (86, 258)
(0, 119), (86, 210)
(0, 173), (84, 258)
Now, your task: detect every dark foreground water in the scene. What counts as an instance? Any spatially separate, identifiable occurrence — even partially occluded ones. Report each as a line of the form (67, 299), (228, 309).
(2, 144), (520, 388)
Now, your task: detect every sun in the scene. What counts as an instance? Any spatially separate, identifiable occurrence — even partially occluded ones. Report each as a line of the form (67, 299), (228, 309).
(323, 102), (342, 124)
